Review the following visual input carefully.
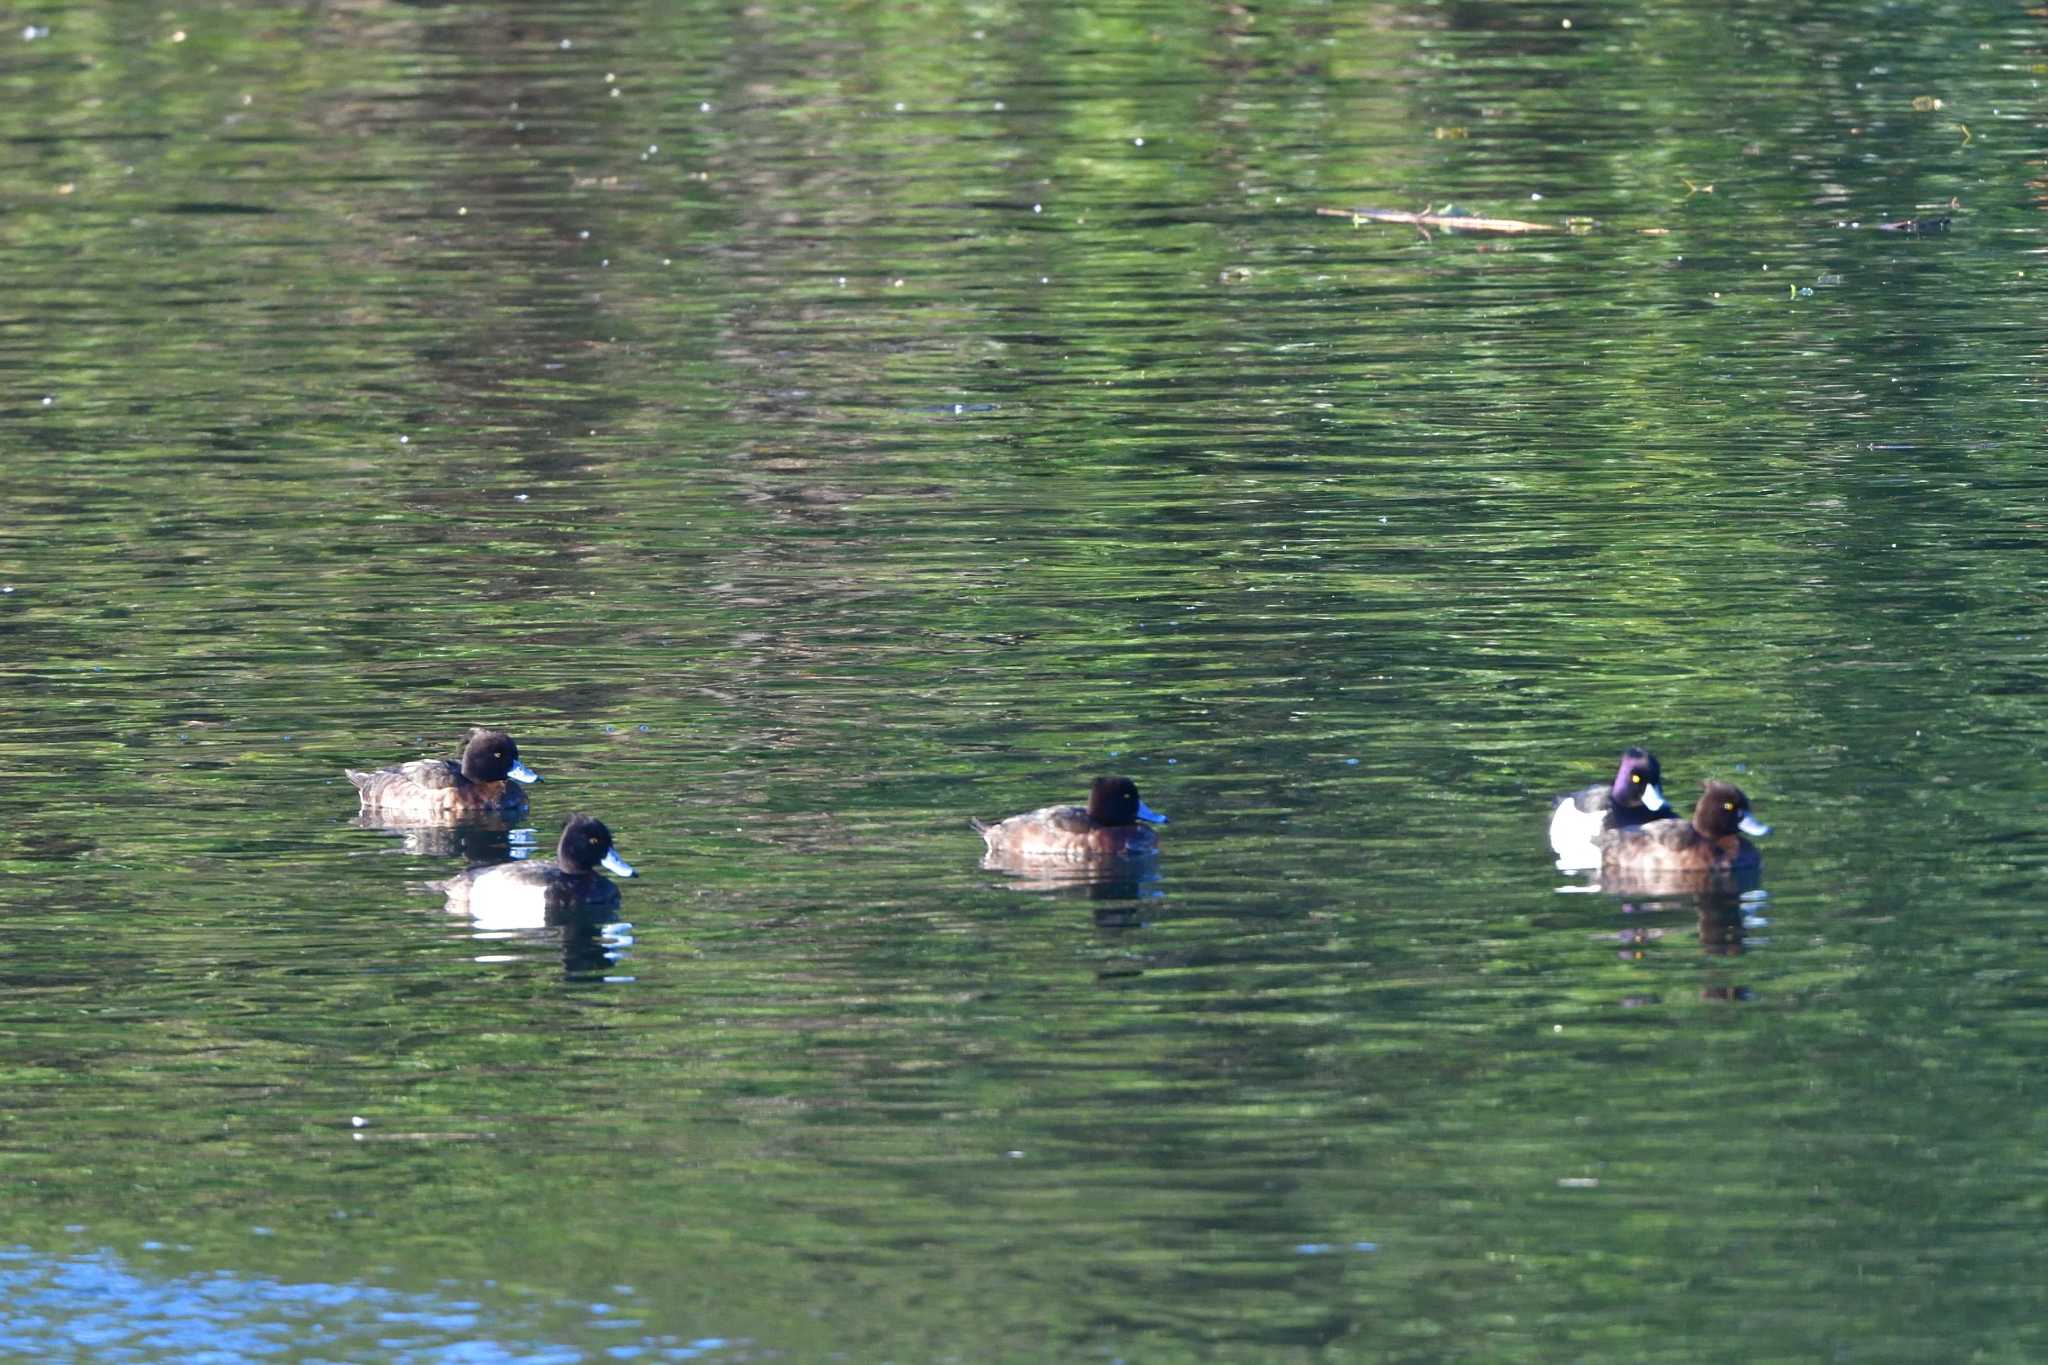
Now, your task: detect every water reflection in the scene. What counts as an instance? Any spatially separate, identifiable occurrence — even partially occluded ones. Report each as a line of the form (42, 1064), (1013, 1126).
(0, 1245), (725, 1362)
(1612, 892), (1753, 952)
(1608, 890), (1765, 1003)
(980, 850), (1164, 902)
(1693, 895), (1749, 958)
(459, 909), (635, 980)
(349, 811), (535, 863)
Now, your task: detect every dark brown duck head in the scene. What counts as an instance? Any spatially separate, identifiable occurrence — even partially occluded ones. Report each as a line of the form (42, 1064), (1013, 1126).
(460, 727), (541, 785)
(1086, 776), (1168, 827)
(554, 813), (637, 878)
(1690, 781), (1770, 840)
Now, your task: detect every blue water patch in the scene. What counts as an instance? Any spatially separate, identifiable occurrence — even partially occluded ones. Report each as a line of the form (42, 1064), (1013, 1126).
(0, 1248), (737, 1363)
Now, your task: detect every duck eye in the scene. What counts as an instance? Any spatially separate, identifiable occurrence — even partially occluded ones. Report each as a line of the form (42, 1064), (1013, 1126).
(1724, 802), (1735, 811)
(1630, 774), (1641, 783)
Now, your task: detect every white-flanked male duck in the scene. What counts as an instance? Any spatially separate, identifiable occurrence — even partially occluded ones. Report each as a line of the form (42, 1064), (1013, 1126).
(1549, 746), (1673, 869)
(431, 813), (638, 927)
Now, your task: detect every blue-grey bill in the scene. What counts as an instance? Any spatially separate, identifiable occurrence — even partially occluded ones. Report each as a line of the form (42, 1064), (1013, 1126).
(508, 760), (541, 784)
(1738, 814), (1771, 837)
(601, 848), (638, 878)
(1138, 801), (1168, 825)
(1641, 782), (1669, 813)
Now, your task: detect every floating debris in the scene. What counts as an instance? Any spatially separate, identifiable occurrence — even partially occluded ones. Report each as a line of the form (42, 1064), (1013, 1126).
(1314, 204), (1562, 237)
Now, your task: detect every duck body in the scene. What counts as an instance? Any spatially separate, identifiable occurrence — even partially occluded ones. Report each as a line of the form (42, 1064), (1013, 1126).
(1598, 781), (1769, 893)
(431, 813), (637, 929)
(974, 776), (1166, 862)
(1549, 746), (1672, 869)
(348, 727), (540, 821)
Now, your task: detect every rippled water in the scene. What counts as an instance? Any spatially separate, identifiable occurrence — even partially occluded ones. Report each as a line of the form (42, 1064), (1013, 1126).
(4, 0), (2047, 1358)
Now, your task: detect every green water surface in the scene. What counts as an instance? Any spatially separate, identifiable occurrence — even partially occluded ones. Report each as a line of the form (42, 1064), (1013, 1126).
(3, 0), (2046, 1359)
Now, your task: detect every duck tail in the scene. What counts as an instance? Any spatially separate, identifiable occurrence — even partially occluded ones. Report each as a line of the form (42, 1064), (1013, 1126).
(344, 769), (373, 793)
(970, 817), (991, 835)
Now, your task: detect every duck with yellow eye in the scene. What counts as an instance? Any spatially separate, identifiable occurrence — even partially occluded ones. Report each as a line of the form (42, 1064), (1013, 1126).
(1549, 746), (1674, 869)
(1597, 780), (1770, 893)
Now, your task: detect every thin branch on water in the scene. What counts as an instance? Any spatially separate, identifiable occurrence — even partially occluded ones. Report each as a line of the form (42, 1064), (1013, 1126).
(1313, 205), (1564, 237)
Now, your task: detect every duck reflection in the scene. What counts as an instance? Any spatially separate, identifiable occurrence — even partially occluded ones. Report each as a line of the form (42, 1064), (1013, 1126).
(1609, 889), (1762, 1002)
(351, 811), (533, 863)
(1694, 894), (1748, 957)
(558, 910), (633, 977)
(1613, 892), (1752, 950)
(455, 905), (634, 978)
(980, 849), (1164, 902)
